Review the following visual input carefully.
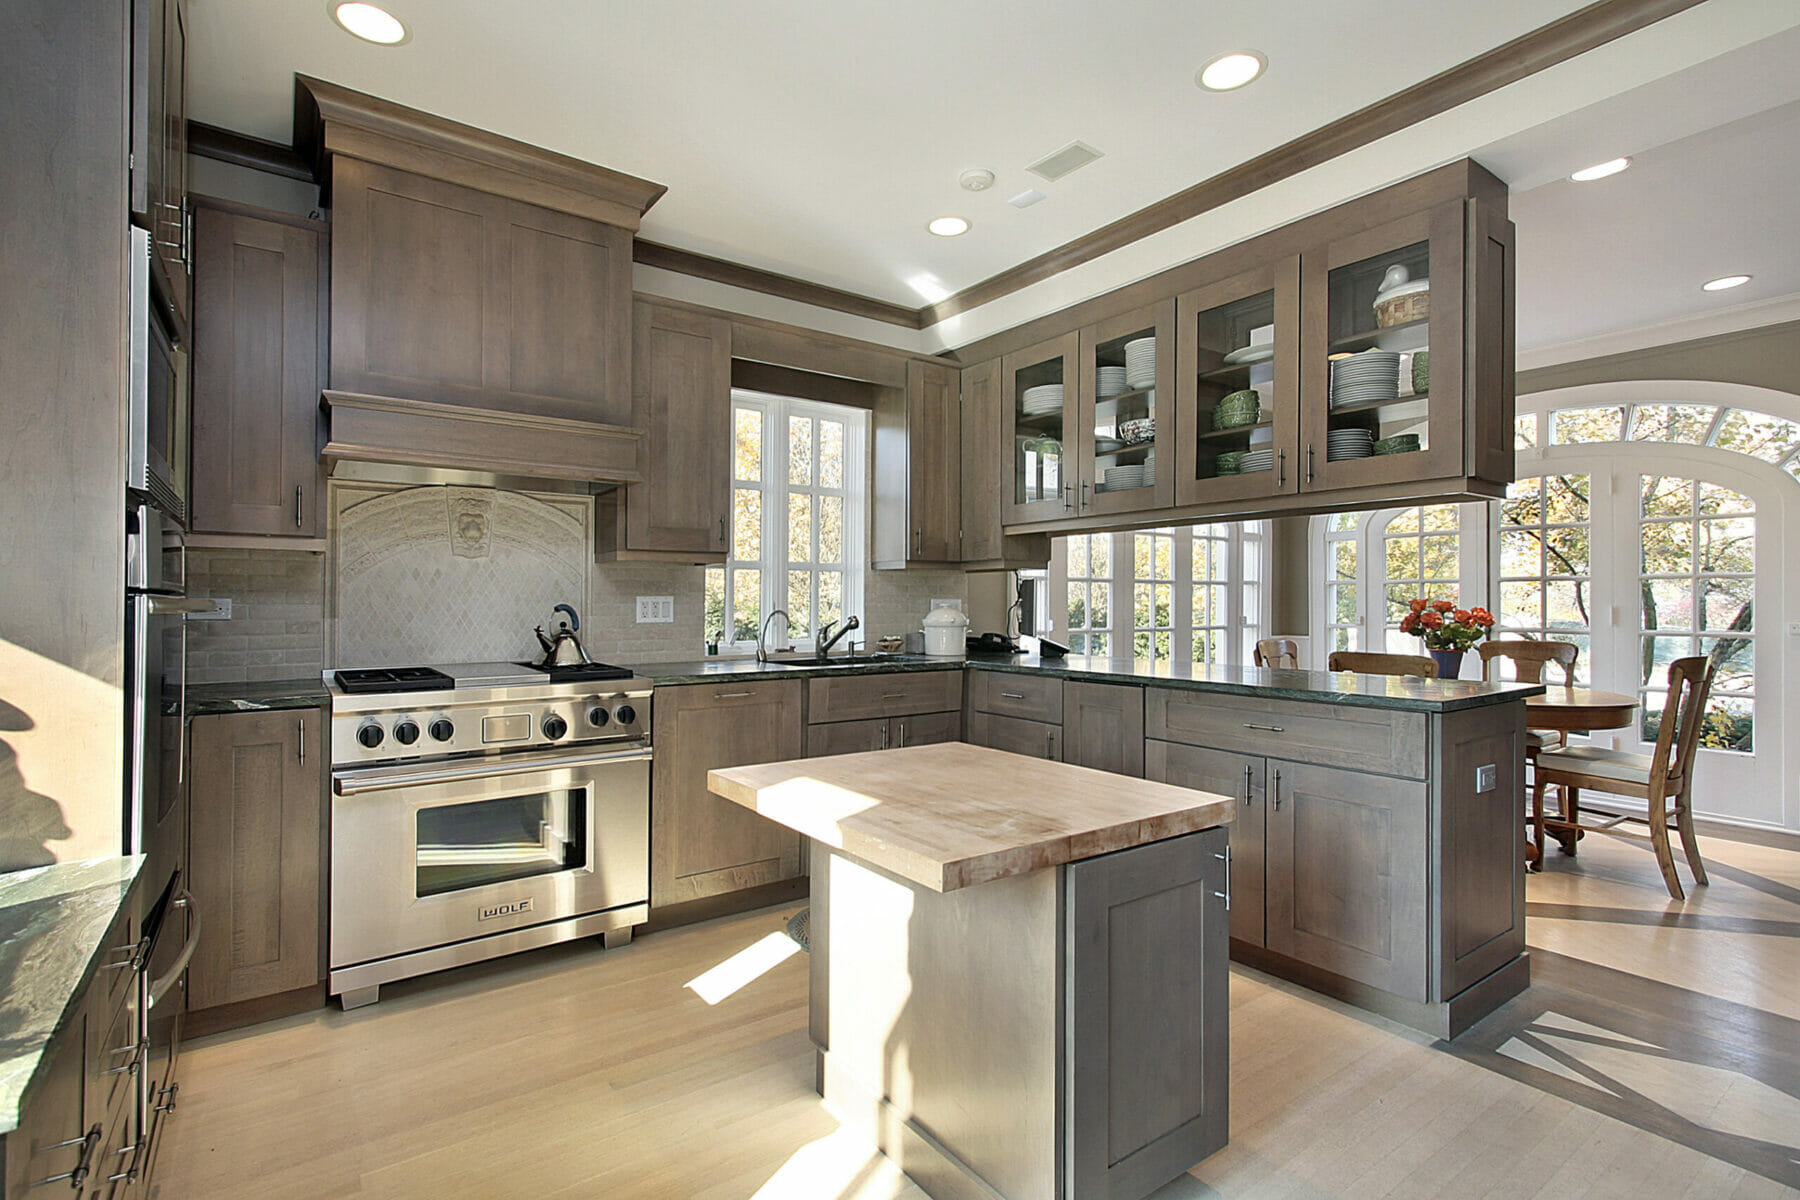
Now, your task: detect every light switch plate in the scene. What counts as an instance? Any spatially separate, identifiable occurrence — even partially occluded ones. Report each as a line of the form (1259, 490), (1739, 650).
(636, 595), (674, 623)
(1475, 763), (1497, 793)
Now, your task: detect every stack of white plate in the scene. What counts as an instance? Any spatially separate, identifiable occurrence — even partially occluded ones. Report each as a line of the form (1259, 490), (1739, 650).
(1241, 448), (1275, 473)
(1124, 337), (1157, 389)
(1101, 464), (1148, 492)
(1329, 352), (1400, 407)
(1021, 383), (1064, 417)
(1097, 366), (1127, 398)
(1327, 428), (1375, 461)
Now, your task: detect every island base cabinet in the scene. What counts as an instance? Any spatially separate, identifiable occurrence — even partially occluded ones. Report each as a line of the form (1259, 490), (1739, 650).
(1265, 760), (1428, 1002)
(1146, 740), (1265, 946)
(813, 828), (1229, 1200)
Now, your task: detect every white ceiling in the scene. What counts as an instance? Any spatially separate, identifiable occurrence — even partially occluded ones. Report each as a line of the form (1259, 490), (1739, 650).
(188, 1), (1800, 356)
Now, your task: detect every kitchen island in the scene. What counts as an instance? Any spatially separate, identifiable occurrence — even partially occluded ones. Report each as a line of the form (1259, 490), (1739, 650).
(711, 742), (1236, 1200)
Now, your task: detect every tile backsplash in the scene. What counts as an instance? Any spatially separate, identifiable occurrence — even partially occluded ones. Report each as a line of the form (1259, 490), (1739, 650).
(184, 549), (327, 684)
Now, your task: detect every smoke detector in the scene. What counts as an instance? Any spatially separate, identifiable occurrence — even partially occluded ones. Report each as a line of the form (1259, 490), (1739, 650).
(960, 169), (996, 192)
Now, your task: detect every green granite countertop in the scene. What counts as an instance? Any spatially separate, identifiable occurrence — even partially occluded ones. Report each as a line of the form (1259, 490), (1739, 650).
(635, 653), (1538, 712)
(167, 678), (329, 718)
(0, 856), (145, 1135)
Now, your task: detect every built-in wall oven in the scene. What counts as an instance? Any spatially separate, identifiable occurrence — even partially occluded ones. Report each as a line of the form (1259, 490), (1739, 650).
(127, 226), (189, 524)
(327, 664), (651, 1008)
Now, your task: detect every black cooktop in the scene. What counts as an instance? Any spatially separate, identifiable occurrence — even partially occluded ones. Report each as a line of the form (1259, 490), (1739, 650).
(333, 666), (456, 694)
(519, 660), (635, 683)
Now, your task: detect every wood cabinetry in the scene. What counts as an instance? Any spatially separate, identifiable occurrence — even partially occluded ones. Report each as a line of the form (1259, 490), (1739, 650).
(328, 157), (634, 425)
(874, 361), (961, 568)
(186, 710), (326, 1015)
(651, 681), (805, 907)
(1073, 300), (1177, 517)
(1145, 741), (1265, 944)
(131, 0), (190, 319)
(805, 671), (962, 754)
(1063, 681), (1145, 776)
(190, 200), (327, 540)
(598, 299), (732, 561)
(966, 711), (1062, 760)
(958, 359), (1050, 569)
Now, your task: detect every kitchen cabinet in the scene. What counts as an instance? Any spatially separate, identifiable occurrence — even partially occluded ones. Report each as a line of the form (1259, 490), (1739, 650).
(1073, 300), (1177, 516)
(874, 361), (961, 568)
(966, 711), (1062, 760)
(1145, 742), (1265, 945)
(131, 0), (190, 320)
(328, 156), (634, 426)
(2, 1004), (86, 1198)
(805, 671), (962, 754)
(189, 199), (327, 540)
(1002, 331), (1081, 524)
(598, 299), (732, 561)
(1062, 681), (1145, 777)
(186, 709), (327, 1018)
(650, 680), (805, 908)
(957, 359), (1050, 570)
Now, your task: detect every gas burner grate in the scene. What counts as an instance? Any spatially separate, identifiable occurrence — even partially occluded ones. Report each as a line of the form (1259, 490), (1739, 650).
(333, 667), (456, 694)
(519, 661), (636, 684)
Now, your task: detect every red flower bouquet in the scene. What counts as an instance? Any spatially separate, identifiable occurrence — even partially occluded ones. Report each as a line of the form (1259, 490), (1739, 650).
(1399, 599), (1494, 651)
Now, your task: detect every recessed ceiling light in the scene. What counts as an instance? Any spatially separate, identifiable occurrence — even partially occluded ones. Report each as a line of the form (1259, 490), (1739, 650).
(1701, 274), (1752, 292)
(331, 1), (408, 45)
(927, 217), (970, 237)
(1197, 51), (1266, 92)
(1570, 157), (1630, 182)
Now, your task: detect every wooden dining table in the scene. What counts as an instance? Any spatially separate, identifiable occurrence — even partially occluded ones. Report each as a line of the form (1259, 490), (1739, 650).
(1523, 686), (1639, 868)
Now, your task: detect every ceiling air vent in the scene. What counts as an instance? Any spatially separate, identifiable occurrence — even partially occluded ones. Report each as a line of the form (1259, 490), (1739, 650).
(1027, 141), (1104, 182)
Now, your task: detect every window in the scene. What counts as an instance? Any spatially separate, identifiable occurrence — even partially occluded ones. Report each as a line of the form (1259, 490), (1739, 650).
(1046, 523), (1267, 664)
(1379, 504), (1464, 653)
(1497, 474), (1593, 682)
(1310, 503), (1487, 663)
(1321, 513), (1361, 655)
(705, 392), (866, 652)
(1637, 475), (1755, 751)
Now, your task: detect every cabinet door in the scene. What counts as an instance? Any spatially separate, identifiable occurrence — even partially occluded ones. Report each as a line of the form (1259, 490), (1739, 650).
(1075, 300), (1175, 516)
(1065, 827), (1229, 1199)
(651, 681), (805, 906)
(893, 709), (960, 748)
(966, 711), (1061, 761)
(3, 1007), (87, 1196)
(330, 158), (633, 425)
(807, 716), (889, 757)
(875, 360), (960, 566)
(622, 300), (731, 556)
(187, 709), (325, 1010)
(1174, 259), (1300, 505)
(1265, 759), (1428, 1000)
(1062, 681), (1144, 777)
(156, 0), (190, 318)
(191, 202), (327, 537)
(959, 360), (1050, 569)
(1001, 331), (1081, 523)
(1145, 741), (1265, 946)
(1299, 200), (1465, 492)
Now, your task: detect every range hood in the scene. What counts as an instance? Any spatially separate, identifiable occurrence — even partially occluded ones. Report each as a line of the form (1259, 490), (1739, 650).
(321, 391), (643, 487)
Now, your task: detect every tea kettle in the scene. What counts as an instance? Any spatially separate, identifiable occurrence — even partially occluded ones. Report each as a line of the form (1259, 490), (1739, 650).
(534, 603), (592, 668)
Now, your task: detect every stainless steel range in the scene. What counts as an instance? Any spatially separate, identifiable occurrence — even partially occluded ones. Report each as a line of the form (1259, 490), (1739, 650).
(326, 660), (652, 1009)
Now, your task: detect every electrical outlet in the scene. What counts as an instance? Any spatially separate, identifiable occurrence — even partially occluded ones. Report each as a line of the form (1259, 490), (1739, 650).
(1475, 763), (1497, 793)
(186, 598), (231, 621)
(1788, 620), (1800, 637)
(635, 595), (674, 623)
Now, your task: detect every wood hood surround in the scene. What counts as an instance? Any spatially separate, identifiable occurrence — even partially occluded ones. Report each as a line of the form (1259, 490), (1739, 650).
(294, 76), (666, 485)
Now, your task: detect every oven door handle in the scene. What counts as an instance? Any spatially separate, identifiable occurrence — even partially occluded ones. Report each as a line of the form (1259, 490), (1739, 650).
(333, 745), (653, 795)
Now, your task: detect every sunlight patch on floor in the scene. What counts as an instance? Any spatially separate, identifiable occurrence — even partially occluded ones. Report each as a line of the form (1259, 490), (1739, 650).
(686, 930), (803, 1005)
(749, 1126), (920, 1200)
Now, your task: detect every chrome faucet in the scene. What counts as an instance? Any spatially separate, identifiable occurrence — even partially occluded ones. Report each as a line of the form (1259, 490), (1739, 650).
(815, 615), (861, 662)
(757, 610), (790, 664)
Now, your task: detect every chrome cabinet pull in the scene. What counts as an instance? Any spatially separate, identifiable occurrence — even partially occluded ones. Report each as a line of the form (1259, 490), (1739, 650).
(880, 724), (890, 749)
(718, 516), (727, 545)
(881, 693), (907, 701)
(295, 484), (303, 529)
(714, 691), (755, 700)
(150, 892), (198, 1007)
(1274, 769), (1282, 810)
(1045, 732), (1055, 759)
(37, 1126), (101, 1187)
(897, 721), (907, 747)
(1062, 483), (1073, 511)
(1242, 722), (1285, 732)
(1243, 764), (1253, 805)
(298, 717), (306, 764)
(1214, 847), (1232, 911)
(1000, 691), (1026, 700)
(1081, 480), (1091, 507)
(1305, 445), (1315, 485)
(1277, 449), (1286, 487)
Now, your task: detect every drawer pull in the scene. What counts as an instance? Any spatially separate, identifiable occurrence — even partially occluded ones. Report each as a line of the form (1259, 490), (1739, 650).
(881, 693), (907, 700)
(1000, 691), (1026, 700)
(1242, 722), (1285, 732)
(36, 1126), (101, 1187)
(714, 691), (755, 700)
(1273, 769), (1282, 810)
(1243, 764), (1253, 806)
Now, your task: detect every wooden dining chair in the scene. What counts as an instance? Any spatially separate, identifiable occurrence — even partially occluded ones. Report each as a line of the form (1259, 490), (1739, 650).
(1531, 656), (1715, 900)
(1254, 638), (1299, 669)
(1480, 638), (1580, 760)
(1326, 650), (1438, 678)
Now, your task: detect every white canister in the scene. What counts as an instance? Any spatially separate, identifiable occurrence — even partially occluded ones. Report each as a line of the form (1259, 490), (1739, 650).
(922, 601), (970, 656)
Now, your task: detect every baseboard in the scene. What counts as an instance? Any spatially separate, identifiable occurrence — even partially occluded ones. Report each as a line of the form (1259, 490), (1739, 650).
(641, 877), (809, 933)
(186, 983), (328, 1038)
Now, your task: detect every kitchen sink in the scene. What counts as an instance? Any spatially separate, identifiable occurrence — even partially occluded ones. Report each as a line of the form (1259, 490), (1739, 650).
(758, 654), (918, 669)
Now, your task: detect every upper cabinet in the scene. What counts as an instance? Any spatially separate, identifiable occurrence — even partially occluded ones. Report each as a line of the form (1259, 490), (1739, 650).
(873, 360), (961, 568)
(959, 360), (1050, 570)
(1074, 300), (1176, 517)
(132, 0), (191, 320)
(1003, 331), (1081, 524)
(190, 199), (327, 540)
(598, 299), (733, 562)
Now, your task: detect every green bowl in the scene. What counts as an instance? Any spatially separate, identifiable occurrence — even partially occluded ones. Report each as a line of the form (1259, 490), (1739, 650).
(1372, 434), (1421, 455)
(1215, 451), (1245, 475)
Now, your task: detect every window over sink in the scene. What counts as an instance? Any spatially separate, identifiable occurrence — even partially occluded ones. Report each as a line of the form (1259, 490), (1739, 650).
(705, 391), (868, 654)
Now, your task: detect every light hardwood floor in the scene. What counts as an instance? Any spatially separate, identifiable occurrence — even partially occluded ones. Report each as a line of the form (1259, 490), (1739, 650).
(150, 829), (1800, 1199)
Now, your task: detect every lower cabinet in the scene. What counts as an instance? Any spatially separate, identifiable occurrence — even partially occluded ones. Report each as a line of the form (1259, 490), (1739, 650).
(186, 708), (327, 1017)
(806, 710), (960, 756)
(1145, 741), (1265, 946)
(967, 710), (1062, 760)
(1063, 681), (1145, 776)
(651, 680), (805, 908)
(805, 671), (962, 756)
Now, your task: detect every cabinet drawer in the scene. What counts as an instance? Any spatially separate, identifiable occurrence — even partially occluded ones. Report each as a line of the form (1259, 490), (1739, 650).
(1146, 689), (1425, 779)
(967, 711), (1061, 760)
(807, 670), (961, 723)
(968, 670), (1064, 723)
(893, 709), (960, 748)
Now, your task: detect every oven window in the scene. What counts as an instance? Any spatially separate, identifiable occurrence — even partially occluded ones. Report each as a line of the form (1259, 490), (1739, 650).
(415, 789), (587, 898)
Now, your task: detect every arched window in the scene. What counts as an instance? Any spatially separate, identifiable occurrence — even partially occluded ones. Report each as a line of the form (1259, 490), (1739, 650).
(1309, 503), (1486, 662)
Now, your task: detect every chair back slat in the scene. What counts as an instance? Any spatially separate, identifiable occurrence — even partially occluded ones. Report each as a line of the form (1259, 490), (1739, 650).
(1327, 651), (1438, 678)
(1655, 656), (1716, 793)
(1255, 638), (1300, 669)
(1479, 638), (1578, 684)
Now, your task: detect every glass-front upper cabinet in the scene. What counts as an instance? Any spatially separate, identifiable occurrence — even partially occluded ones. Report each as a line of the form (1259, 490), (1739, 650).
(1074, 300), (1176, 516)
(1175, 259), (1299, 506)
(1300, 201), (1465, 492)
(1002, 331), (1080, 523)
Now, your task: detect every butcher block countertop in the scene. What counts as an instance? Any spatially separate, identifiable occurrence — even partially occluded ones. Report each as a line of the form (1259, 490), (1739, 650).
(708, 742), (1235, 893)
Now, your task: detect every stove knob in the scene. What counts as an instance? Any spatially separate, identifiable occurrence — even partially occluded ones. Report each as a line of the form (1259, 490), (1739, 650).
(613, 703), (637, 727)
(393, 720), (420, 746)
(356, 722), (385, 749)
(429, 719), (455, 742)
(542, 714), (568, 741)
(588, 706), (610, 728)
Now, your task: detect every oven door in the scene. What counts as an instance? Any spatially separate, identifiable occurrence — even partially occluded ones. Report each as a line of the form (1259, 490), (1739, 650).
(329, 744), (650, 971)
